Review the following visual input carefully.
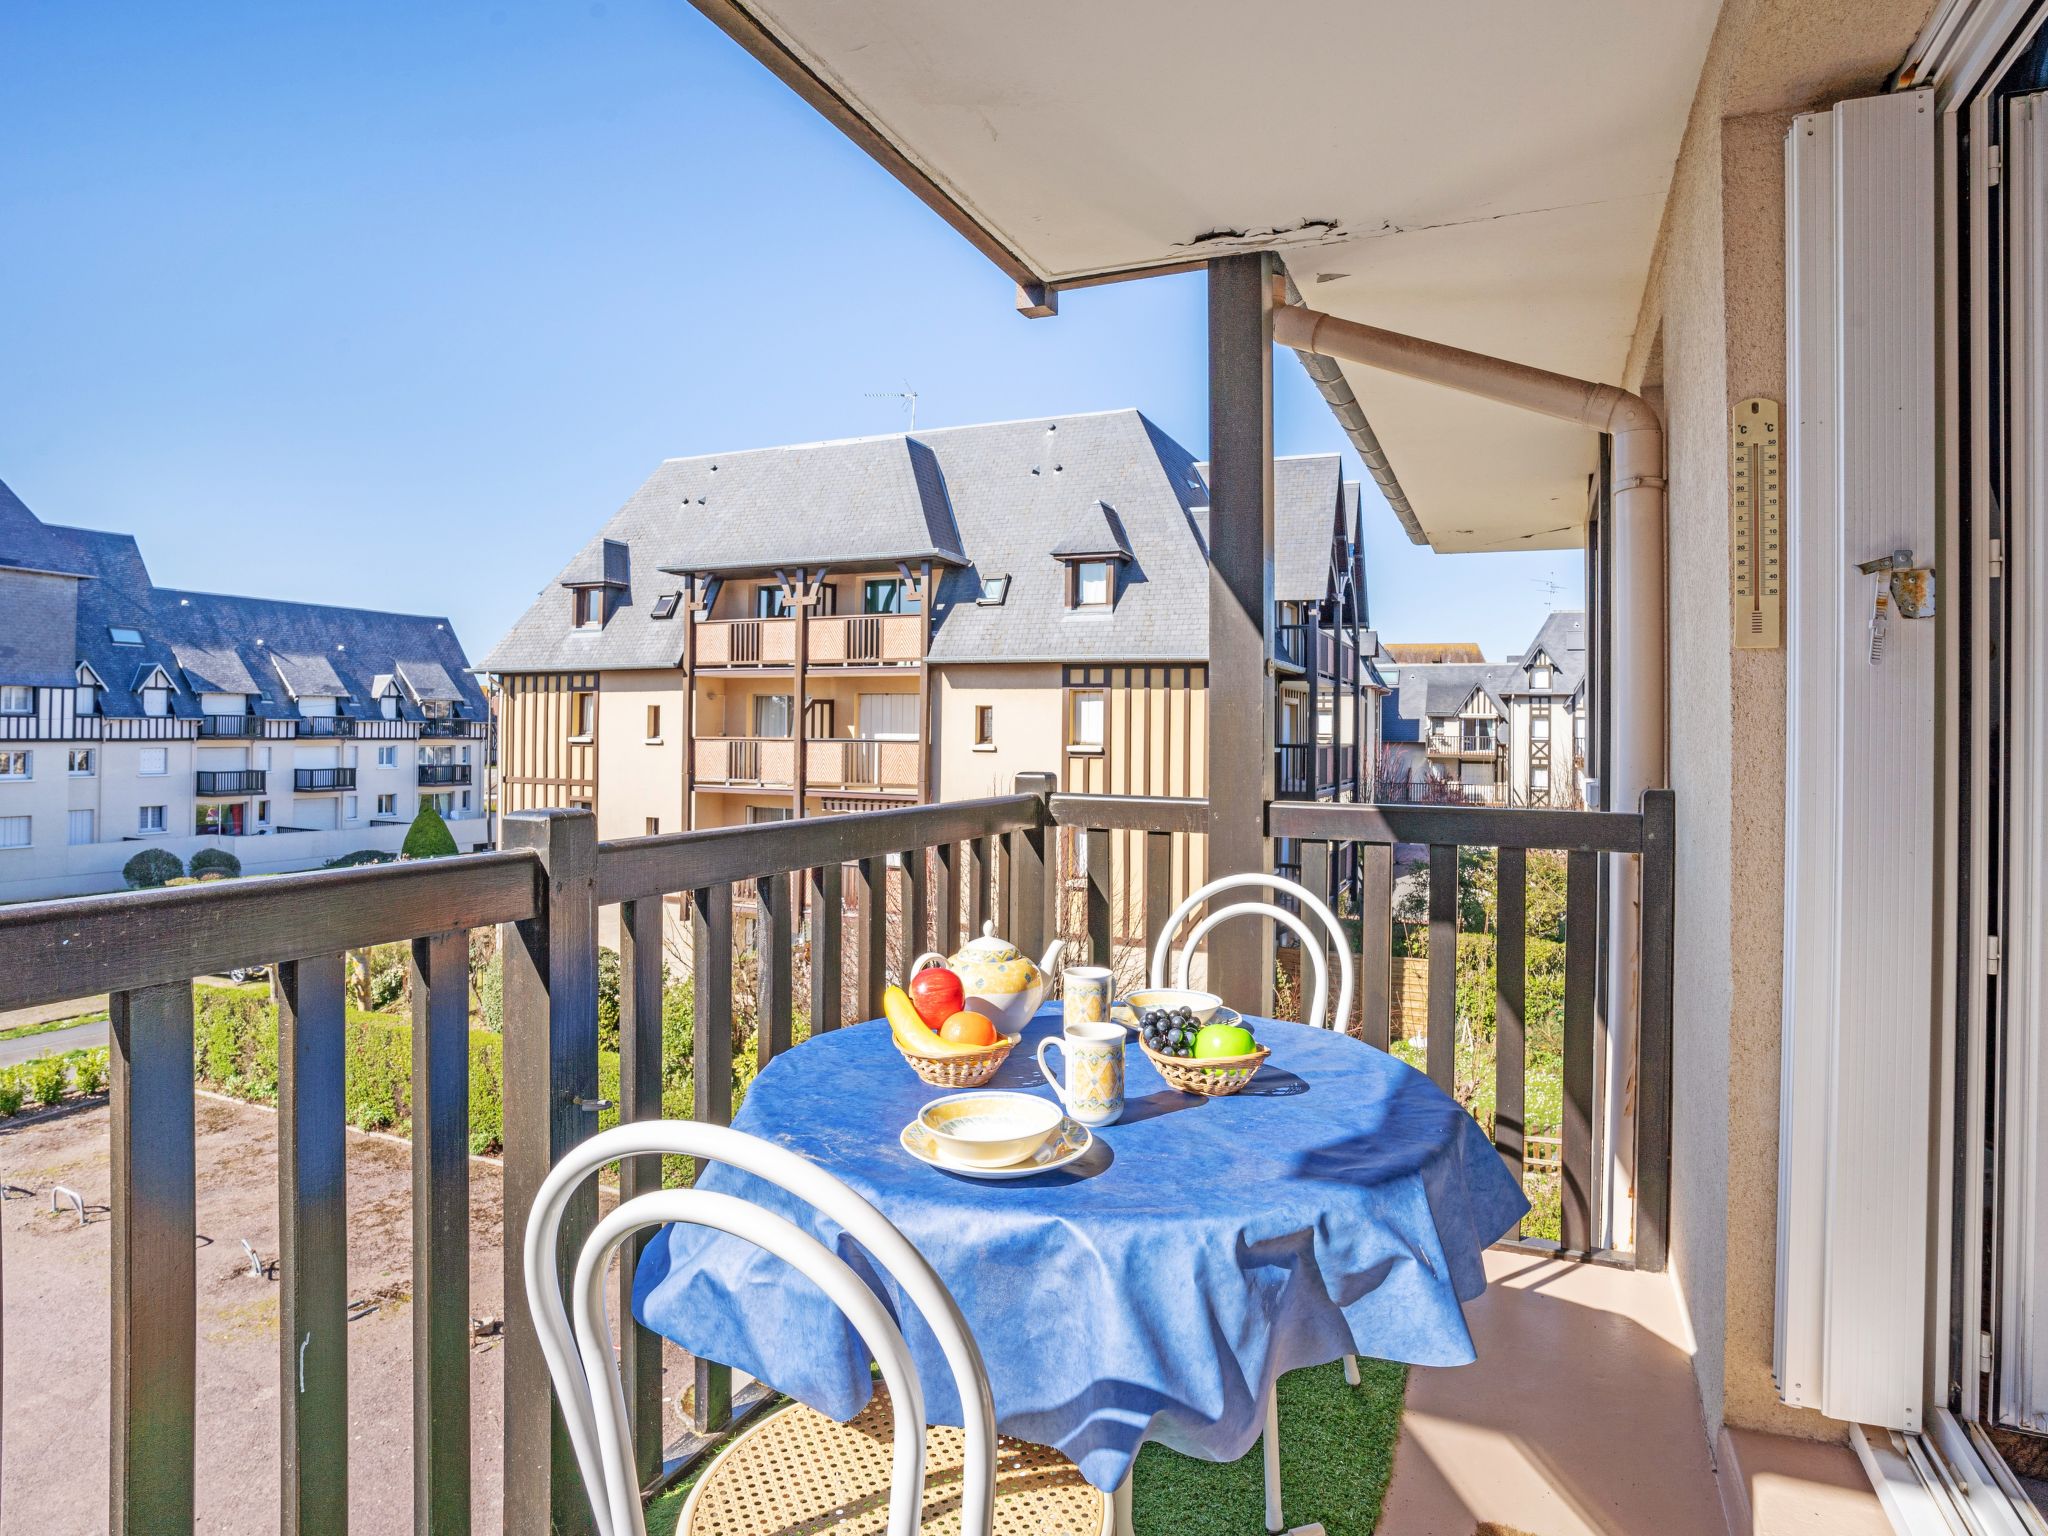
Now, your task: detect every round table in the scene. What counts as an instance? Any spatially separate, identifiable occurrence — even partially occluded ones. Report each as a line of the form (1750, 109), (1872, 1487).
(635, 1003), (1526, 1507)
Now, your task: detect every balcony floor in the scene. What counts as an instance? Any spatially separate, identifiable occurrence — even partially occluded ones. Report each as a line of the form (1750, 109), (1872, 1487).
(1379, 1250), (1888, 1536)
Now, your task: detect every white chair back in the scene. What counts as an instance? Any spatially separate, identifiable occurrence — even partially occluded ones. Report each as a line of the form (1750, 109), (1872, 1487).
(524, 1121), (998, 1536)
(1150, 873), (1355, 1032)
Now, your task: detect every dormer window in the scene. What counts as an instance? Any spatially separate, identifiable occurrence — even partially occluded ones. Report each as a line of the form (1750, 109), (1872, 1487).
(1532, 663), (1552, 690)
(574, 588), (604, 629)
(0, 686), (31, 716)
(1070, 561), (1114, 610)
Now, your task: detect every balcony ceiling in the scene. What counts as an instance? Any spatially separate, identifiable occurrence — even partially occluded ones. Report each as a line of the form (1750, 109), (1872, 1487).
(699, 0), (1723, 552)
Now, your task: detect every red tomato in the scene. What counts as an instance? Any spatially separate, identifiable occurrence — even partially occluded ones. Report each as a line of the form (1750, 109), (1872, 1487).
(908, 966), (965, 1029)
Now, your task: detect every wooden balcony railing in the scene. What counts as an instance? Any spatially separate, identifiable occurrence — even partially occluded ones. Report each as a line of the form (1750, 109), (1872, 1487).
(805, 736), (919, 793)
(693, 735), (796, 787)
(807, 613), (923, 666)
(693, 618), (796, 668)
(0, 774), (1673, 1533)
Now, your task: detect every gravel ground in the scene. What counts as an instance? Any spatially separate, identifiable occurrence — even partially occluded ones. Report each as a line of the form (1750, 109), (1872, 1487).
(0, 1092), (693, 1533)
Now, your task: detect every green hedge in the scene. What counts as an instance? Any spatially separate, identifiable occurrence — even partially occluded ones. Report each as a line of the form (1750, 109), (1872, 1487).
(193, 984), (512, 1155)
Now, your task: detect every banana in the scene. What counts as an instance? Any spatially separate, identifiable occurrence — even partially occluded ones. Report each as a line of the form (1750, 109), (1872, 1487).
(883, 984), (987, 1057)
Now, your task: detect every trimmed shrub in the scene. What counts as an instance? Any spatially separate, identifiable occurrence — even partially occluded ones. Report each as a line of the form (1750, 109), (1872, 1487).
(190, 848), (242, 879)
(72, 1048), (109, 1098)
(0, 1070), (24, 1117)
(325, 849), (396, 869)
(123, 847), (184, 889)
(25, 1055), (68, 1107)
(401, 803), (459, 860)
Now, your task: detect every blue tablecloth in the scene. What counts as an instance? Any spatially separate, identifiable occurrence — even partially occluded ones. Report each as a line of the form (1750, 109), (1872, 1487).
(634, 1005), (1526, 1492)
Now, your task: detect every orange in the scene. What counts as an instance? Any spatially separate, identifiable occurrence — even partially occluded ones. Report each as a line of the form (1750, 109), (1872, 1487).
(938, 1010), (1001, 1048)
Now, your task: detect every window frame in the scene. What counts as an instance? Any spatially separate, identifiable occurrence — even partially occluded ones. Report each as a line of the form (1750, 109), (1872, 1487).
(138, 804), (167, 835)
(1068, 561), (1114, 610)
(752, 693), (795, 740)
(1532, 664), (1553, 690)
(0, 814), (29, 849)
(107, 627), (143, 646)
(863, 578), (903, 615)
(973, 703), (995, 749)
(68, 748), (95, 776)
(570, 691), (595, 740)
(1066, 688), (1106, 754)
(376, 792), (397, 816)
(573, 587), (604, 630)
(138, 747), (169, 777)
(0, 685), (31, 715)
(646, 704), (662, 742)
(0, 749), (29, 780)
(754, 585), (791, 619)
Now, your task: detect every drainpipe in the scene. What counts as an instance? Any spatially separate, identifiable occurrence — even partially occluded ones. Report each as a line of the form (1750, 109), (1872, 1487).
(1273, 299), (1667, 1253)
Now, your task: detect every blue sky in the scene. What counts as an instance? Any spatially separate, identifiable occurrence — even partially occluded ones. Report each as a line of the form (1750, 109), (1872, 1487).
(0, 1), (1582, 664)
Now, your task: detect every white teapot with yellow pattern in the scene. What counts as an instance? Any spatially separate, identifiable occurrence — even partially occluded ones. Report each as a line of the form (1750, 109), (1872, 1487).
(910, 923), (1062, 1035)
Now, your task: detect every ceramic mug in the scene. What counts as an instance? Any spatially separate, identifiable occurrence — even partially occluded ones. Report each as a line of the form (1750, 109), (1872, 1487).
(1036, 1019), (1125, 1127)
(1062, 964), (1113, 1029)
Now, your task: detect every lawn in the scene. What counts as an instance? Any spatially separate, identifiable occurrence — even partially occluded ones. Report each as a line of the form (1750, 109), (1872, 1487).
(646, 1358), (1405, 1535)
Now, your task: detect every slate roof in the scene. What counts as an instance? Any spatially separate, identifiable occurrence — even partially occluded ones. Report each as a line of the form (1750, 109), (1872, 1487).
(0, 485), (486, 721)
(396, 660), (465, 704)
(0, 477), (91, 578)
(485, 411), (1358, 672)
(1049, 501), (1134, 560)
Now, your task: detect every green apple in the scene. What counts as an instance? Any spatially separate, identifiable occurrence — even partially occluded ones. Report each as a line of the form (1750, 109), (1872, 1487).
(1194, 1022), (1257, 1059)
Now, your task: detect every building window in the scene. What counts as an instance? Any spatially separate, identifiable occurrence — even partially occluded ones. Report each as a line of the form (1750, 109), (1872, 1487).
(1532, 766), (1550, 793)
(256, 799), (270, 824)
(974, 705), (995, 747)
(108, 627), (143, 646)
(1532, 664), (1552, 690)
(143, 685), (170, 717)
(377, 793), (397, 816)
(75, 681), (99, 715)
(345, 795), (359, 821)
(0, 750), (29, 780)
(138, 805), (166, 834)
(0, 815), (27, 849)
(377, 745), (397, 767)
(646, 704), (662, 741)
(574, 587), (604, 629)
(753, 693), (794, 739)
(68, 748), (95, 776)
(747, 805), (793, 824)
(755, 586), (791, 618)
(139, 747), (168, 776)
(195, 802), (245, 836)
(68, 809), (93, 845)
(864, 579), (903, 614)
(1069, 562), (1113, 609)
(645, 817), (660, 836)
(0, 686), (31, 715)
(460, 790), (470, 812)
(651, 592), (681, 620)
(1067, 689), (1105, 753)
(570, 691), (595, 739)
(1531, 714), (1550, 741)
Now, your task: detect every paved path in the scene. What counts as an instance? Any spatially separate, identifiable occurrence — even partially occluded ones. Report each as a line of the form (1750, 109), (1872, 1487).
(0, 1018), (108, 1068)
(0, 995), (104, 1033)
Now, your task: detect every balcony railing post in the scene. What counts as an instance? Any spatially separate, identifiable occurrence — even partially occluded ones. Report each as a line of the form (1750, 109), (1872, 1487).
(109, 982), (197, 1536)
(498, 808), (600, 1536)
(408, 931), (472, 1534)
(1010, 773), (1054, 962)
(1634, 789), (1677, 1271)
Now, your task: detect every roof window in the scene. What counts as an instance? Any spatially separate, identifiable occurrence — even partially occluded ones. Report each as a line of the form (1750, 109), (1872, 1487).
(109, 627), (143, 646)
(651, 592), (681, 621)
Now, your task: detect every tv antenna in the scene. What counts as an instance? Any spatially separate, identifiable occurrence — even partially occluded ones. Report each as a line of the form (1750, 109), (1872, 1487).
(866, 382), (919, 431)
(1531, 574), (1566, 599)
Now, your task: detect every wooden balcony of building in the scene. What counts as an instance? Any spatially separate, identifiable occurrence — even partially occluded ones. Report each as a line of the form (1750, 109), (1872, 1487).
(805, 613), (924, 668)
(693, 617), (797, 669)
(804, 736), (919, 796)
(694, 734), (797, 789)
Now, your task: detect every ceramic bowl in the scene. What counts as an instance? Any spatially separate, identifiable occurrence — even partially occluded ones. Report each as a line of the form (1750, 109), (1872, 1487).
(1121, 988), (1224, 1025)
(917, 1091), (1065, 1169)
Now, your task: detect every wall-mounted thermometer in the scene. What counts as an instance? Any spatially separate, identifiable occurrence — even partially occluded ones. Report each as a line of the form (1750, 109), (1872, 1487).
(1730, 396), (1783, 650)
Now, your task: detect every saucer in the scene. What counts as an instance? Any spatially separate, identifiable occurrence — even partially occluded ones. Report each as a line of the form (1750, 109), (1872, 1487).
(899, 1112), (1093, 1180)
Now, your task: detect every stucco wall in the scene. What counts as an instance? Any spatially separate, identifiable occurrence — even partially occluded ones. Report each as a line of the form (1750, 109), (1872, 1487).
(1623, 0), (1938, 1450)
(931, 663), (1064, 802)
(593, 670), (686, 841)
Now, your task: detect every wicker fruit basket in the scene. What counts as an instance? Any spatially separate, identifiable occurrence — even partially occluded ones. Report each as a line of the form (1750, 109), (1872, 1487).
(896, 1035), (1018, 1089)
(1142, 1041), (1271, 1097)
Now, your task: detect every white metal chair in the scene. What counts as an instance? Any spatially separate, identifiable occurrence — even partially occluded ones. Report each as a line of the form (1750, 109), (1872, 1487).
(1150, 872), (1362, 1534)
(523, 1121), (1109, 1536)
(1151, 872), (1355, 1035)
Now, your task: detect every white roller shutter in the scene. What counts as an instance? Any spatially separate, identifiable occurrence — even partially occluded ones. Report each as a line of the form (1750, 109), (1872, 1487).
(1776, 89), (1938, 1432)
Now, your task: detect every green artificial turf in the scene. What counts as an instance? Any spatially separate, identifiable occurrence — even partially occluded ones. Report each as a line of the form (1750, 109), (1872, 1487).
(645, 1358), (1407, 1536)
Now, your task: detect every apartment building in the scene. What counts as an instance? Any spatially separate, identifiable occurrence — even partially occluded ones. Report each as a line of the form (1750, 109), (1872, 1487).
(484, 409), (1375, 862)
(1377, 611), (1588, 806)
(0, 478), (490, 902)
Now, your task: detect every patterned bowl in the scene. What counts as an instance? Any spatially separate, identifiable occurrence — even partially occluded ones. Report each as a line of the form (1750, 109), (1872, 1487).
(917, 1091), (1064, 1168)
